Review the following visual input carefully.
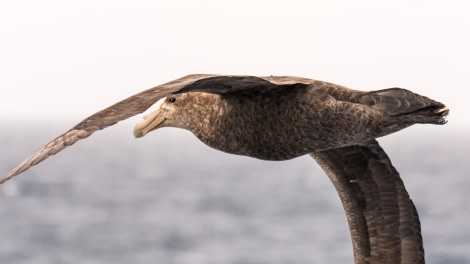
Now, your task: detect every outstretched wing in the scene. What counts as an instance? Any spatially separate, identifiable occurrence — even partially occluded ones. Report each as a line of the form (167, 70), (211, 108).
(1, 74), (324, 184)
(0, 74), (218, 184)
(311, 140), (424, 264)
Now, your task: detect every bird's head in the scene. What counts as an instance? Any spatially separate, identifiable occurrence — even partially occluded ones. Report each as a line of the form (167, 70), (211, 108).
(133, 94), (187, 138)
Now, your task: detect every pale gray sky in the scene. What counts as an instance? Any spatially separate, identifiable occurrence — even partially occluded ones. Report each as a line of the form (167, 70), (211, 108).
(0, 1), (468, 128)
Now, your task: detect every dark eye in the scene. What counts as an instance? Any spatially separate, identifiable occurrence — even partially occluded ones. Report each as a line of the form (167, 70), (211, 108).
(168, 97), (176, 103)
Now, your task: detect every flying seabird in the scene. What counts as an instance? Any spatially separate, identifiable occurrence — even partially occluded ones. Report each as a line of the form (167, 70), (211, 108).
(1, 74), (448, 264)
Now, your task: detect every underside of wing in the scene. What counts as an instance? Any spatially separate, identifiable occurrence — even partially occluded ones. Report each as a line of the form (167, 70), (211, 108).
(311, 140), (424, 264)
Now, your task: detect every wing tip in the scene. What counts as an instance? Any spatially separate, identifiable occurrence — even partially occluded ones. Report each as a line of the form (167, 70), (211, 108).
(0, 169), (21, 184)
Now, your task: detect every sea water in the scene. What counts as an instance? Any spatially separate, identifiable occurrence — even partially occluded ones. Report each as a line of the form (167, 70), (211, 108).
(0, 120), (468, 264)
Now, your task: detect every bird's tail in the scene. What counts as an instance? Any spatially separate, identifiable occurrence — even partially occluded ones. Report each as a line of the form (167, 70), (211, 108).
(358, 88), (449, 125)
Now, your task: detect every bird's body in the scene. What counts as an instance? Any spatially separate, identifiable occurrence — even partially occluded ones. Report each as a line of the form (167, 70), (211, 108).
(1, 74), (448, 264)
(135, 76), (446, 161)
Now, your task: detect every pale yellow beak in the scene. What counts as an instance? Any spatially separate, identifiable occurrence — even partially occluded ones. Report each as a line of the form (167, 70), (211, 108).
(134, 109), (166, 138)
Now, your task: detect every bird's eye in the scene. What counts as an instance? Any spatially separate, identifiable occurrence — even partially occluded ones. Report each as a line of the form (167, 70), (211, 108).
(168, 97), (176, 103)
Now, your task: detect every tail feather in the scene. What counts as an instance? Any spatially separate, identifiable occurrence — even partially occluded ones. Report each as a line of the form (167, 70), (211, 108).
(358, 88), (449, 124)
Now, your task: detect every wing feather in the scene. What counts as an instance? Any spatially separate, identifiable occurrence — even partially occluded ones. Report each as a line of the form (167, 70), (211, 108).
(311, 140), (424, 264)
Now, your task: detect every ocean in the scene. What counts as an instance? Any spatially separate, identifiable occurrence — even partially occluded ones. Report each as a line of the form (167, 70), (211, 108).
(0, 120), (468, 264)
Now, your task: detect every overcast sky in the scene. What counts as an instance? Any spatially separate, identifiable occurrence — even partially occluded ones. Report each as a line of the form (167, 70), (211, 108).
(0, 1), (468, 129)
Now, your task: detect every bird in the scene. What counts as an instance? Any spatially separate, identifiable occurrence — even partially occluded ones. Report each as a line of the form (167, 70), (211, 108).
(1, 74), (448, 264)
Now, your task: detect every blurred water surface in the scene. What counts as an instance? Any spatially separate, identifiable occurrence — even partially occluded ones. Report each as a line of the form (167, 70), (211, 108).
(0, 120), (468, 264)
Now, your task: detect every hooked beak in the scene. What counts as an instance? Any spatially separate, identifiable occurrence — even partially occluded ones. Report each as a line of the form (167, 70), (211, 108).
(134, 108), (166, 138)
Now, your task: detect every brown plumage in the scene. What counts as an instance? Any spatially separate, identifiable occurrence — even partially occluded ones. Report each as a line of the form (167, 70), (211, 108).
(1, 74), (448, 264)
